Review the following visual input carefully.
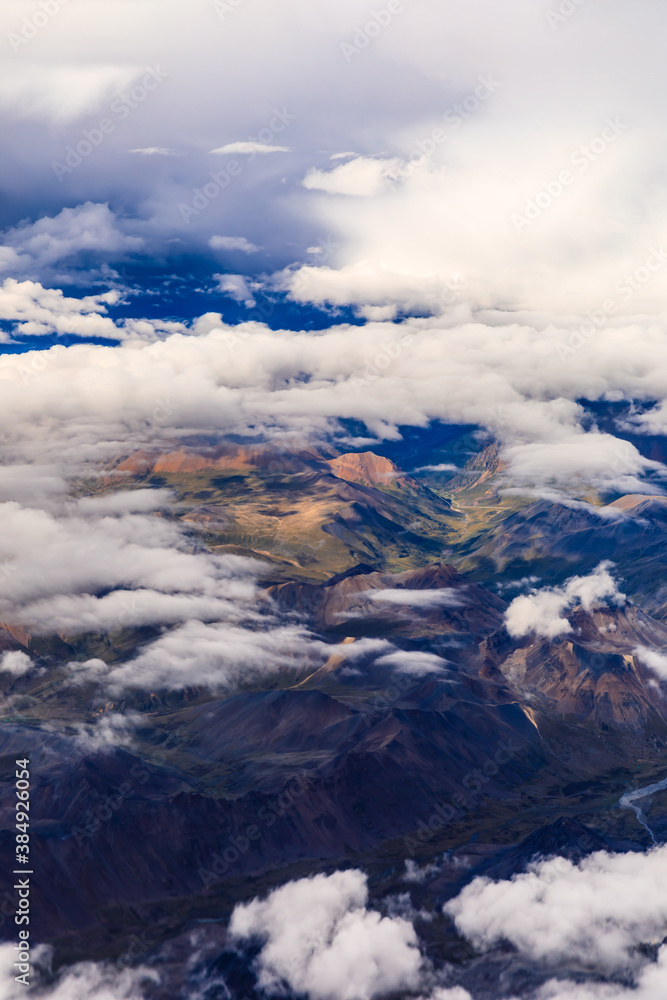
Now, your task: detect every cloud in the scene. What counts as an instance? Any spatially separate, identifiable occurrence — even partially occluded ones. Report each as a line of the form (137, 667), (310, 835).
(504, 562), (626, 639)
(210, 142), (291, 155)
(403, 858), (444, 883)
(445, 845), (667, 974)
(2, 317), (667, 493)
(367, 588), (464, 608)
(93, 619), (321, 694)
(229, 870), (424, 1000)
(2, 202), (143, 276)
(412, 464), (458, 473)
(274, 261), (463, 318)
(634, 646), (667, 682)
(534, 952), (667, 999)
(0, 0), (667, 318)
(444, 845), (667, 999)
(128, 147), (178, 156)
(422, 992), (472, 1000)
(375, 650), (451, 676)
(55, 712), (142, 753)
(0, 943), (157, 999)
(302, 157), (406, 197)
(0, 63), (141, 123)
(0, 278), (122, 340)
(209, 235), (259, 253)
(0, 494), (267, 640)
(0, 650), (32, 676)
(214, 273), (257, 306)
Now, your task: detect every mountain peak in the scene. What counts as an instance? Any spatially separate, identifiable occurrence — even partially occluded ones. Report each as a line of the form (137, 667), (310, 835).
(327, 451), (413, 488)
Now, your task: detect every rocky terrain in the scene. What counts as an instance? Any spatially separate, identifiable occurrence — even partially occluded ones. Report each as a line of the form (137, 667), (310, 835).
(1, 436), (667, 994)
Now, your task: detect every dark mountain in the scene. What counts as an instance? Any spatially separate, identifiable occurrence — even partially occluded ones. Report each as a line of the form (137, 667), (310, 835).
(269, 562), (506, 639)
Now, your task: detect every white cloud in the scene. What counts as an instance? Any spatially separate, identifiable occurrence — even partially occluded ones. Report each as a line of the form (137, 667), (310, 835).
(375, 650), (450, 676)
(367, 588), (463, 608)
(128, 147), (178, 155)
(214, 273), (257, 306)
(229, 870), (424, 1000)
(274, 260), (463, 317)
(0, 650), (32, 676)
(66, 712), (142, 752)
(413, 464), (458, 473)
(302, 157), (406, 197)
(210, 235), (259, 253)
(403, 858), (444, 883)
(504, 563), (626, 639)
(0, 278), (122, 340)
(210, 142), (291, 155)
(0, 942), (156, 999)
(0, 317), (666, 494)
(5, 202), (142, 265)
(534, 950), (667, 999)
(634, 646), (667, 682)
(0, 494), (267, 643)
(445, 845), (667, 975)
(96, 618), (320, 694)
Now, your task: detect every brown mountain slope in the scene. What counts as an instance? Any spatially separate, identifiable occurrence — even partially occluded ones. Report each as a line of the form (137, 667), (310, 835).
(269, 563), (506, 638)
(327, 452), (417, 489)
(480, 604), (667, 730)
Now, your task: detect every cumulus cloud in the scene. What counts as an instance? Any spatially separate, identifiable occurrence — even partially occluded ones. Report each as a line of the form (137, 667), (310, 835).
(445, 845), (667, 974)
(274, 261), (464, 318)
(534, 951), (667, 999)
(0, 0), (666, 318)
(0, 278), (122, 340)
(214, 273), (257, 306)
(0, 942), (156, 999)
(443, 846), (667, 999)
(504, 562), (626, 639)
(229, 870), (424, 1000)
(0, 650), (32, 676)
(1, 202), (143, 284)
